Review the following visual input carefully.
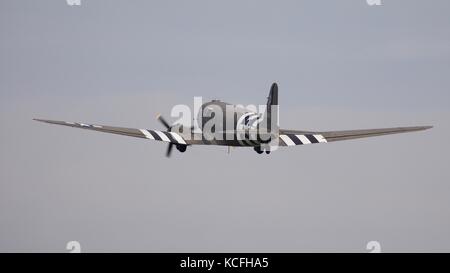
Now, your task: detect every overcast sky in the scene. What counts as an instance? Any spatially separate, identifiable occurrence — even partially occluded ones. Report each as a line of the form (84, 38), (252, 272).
(1, 0), (449, 252)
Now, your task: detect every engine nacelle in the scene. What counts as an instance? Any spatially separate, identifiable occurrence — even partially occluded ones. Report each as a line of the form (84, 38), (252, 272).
(176, 144), (187, 153)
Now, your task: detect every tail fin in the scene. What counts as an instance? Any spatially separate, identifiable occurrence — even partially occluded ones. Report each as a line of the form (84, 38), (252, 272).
(267, 83), (278, 108)
(264, 82), (279, 133)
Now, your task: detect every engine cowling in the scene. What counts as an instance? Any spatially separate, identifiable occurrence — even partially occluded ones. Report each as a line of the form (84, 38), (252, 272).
(176, 144), (187, 152)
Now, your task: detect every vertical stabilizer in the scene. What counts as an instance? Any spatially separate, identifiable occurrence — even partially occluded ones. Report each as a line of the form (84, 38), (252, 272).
(265, 82), (279, 133)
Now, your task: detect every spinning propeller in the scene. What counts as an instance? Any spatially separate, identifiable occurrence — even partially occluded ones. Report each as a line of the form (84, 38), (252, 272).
(156, 114), (175, 157)
(156, 114), (188, 157)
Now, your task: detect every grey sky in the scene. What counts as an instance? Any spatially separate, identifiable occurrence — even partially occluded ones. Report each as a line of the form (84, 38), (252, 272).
(1, 0), (449, 252)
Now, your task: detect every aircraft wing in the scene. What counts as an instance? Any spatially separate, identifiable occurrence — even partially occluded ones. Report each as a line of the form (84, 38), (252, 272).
(33, 119), (189, 145)
(278, 126), (432, 146)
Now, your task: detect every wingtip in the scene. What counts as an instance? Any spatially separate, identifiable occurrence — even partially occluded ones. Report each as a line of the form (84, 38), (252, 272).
(33, 118), (56, 124)
(410, 125), (433, 132)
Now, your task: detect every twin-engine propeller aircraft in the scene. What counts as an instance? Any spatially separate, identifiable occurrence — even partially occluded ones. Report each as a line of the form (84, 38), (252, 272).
(34, 83), (432, 157)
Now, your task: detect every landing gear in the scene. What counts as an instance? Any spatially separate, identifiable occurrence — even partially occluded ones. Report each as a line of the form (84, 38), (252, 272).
(254, 146), (270, 154)
(254, 146), (263, 154)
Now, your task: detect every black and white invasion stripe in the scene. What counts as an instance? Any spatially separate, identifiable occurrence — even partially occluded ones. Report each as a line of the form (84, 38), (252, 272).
(279, 134), (327, 146)
(139, 129), (186, 145)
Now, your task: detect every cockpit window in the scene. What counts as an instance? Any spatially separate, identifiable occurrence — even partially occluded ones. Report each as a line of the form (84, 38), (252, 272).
(205, 107), (214, 116)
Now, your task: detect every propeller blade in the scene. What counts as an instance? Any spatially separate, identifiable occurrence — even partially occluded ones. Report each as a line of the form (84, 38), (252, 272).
(166, 143), (174, 157)
(156, 114), (171, 130)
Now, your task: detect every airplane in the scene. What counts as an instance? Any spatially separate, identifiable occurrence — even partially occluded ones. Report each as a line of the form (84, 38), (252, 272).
(34, 83), (432, 157)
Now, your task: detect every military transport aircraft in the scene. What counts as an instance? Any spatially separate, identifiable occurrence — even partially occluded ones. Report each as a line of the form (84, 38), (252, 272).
(34, 83), (432, 157)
